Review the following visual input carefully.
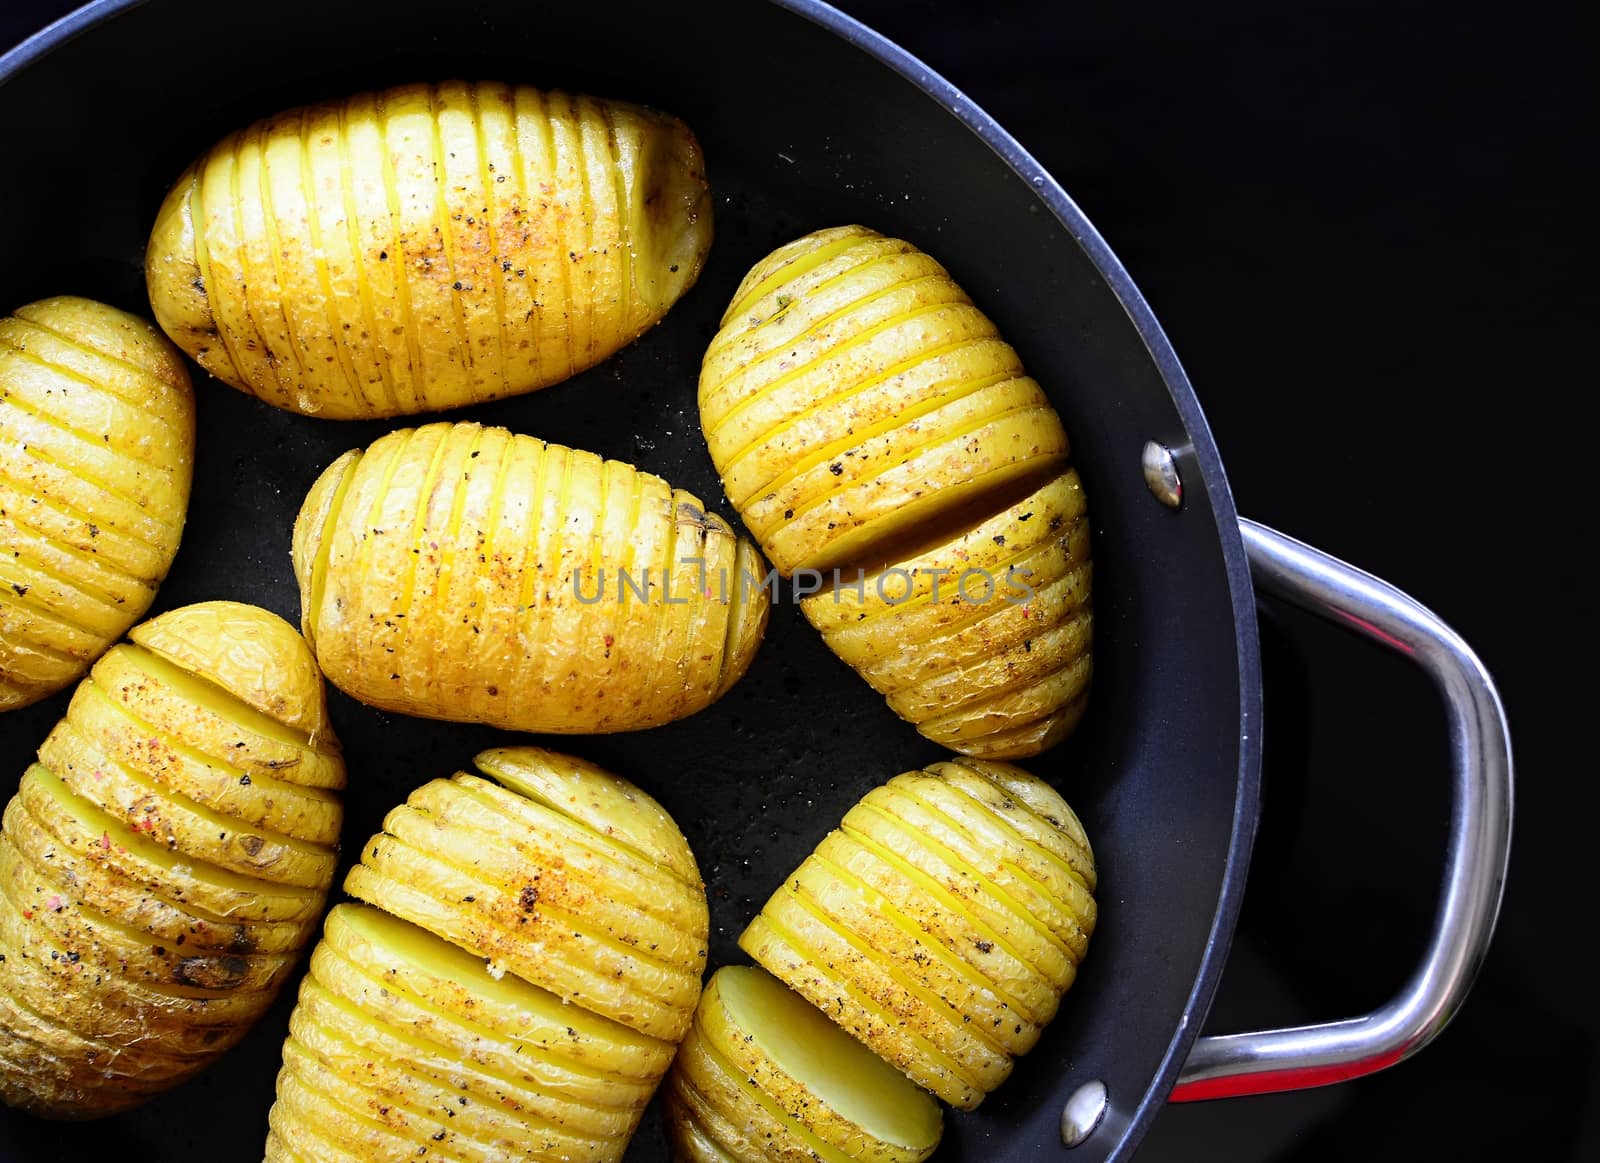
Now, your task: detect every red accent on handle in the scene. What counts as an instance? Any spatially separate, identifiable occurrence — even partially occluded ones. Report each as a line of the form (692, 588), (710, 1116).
(1169, 1045), (1410, 1103)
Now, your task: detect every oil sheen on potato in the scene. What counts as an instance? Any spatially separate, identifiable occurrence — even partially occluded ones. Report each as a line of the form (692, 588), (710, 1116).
(700, 226), (1092, 759)
(0, 602), (344, 1119)
(292, 421), (769, 735)
(146, 81), (712, 418)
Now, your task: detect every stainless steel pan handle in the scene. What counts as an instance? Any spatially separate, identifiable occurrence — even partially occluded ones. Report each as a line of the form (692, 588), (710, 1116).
(1170, 518), (1514, 1101)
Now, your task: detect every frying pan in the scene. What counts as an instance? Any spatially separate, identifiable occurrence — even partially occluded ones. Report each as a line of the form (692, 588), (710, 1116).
(0, 0), (1514, 1158)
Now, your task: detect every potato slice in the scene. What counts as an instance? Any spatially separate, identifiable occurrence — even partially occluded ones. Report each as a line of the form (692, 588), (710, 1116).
(347, 835), (702, 1037)
(0, 866), (275, 1042)
(0, 602), (343, 1118)
(128, 601), (334, 741)
(292, 422), (769, 735)
(741, 758), (1097, 1111)
(0, 836), (295, 992)
(343, 748), (707, 1042)
(804, 835), (1062, 1034)
(316, 905), (668, 1091)
(664, 965), (942, 1163)
(739, 908), (985, 1111)
(267, 749), (707, 1160)
(292, 979), (644, 1137)
(38, 716), (336, 891)
(60, 676), (340, 844)
(146, 81), (712, 419)
(0, 297), (193, 711)
(842, 790), (1092, 966)
(2, 786), (310, 956)
(473, 747), (703, 888)
(14, 763), (323, 927)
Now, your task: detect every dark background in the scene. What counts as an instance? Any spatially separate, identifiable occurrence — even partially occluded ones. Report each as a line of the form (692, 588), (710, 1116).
(1, 1), (1589, 1160)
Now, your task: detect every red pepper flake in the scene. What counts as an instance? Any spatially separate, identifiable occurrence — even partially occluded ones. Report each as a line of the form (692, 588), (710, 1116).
(99, 832), (112, 850)
(602, 634), (614, 648)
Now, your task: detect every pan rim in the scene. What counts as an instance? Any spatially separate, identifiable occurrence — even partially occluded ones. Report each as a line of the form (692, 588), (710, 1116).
(0, 1), (1265, 1155)
(0, 0), (153, 82)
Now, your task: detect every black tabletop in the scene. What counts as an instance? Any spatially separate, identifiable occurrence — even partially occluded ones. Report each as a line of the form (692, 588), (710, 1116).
(2, 2), (1590, 1160)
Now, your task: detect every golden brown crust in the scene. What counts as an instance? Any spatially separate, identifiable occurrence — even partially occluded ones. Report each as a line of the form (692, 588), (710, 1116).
(700, 227), (1092, 758)
(145, 81), (713, 419)
(294, 421), (769, 734)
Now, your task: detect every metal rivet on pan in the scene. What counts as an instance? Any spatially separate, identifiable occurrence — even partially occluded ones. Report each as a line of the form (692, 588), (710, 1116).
(1060, 1079), (1109, 1148)
(1141, 440), (1184, 509)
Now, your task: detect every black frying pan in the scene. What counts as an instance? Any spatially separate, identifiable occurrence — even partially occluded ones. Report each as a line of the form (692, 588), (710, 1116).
(0, 1), (1513, 1159)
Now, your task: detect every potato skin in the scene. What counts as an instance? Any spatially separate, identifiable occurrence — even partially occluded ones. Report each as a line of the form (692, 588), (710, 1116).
(292, 421), (770, 734)
(147, 80), (712, 419)
(699, 227), (1092, 758)
(801, 469), (1093, 758)
(344, 747), (709, 1042)
(699, 225), (1067, 577)
(0, 602), (343, 1119)
(739, 759), (1096, 1111)
(0, 297), (194, 711)
(267, 747), (708, 1162)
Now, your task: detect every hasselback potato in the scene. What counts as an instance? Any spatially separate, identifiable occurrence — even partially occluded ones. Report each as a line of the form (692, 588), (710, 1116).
(664, 964), (942, 1163)
(0, 297), (194, 711)
(0, 602), (343, 1118)
(699, 225), (1067, 577)
(292, 421), (769, 734)
(146, 81), (712, 419)
(266, 746), (707, 1162)
(739, 758), (1096, 1111)
(698, 226), (1092, 759)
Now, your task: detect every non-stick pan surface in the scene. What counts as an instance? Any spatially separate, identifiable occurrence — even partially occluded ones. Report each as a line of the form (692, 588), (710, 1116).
(0, 1), (1261, 1158)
